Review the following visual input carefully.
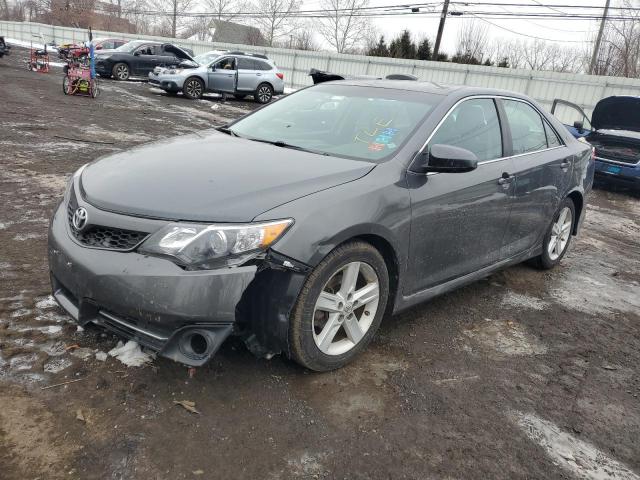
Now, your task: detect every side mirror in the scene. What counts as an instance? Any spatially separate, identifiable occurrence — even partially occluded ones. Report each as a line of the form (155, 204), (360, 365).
(573, 120), (584, 133)
(96, 45), (103, 50)
(410, 144), (478, 174)
(134, 50), (141, 56)
(210, 65), (216, 71)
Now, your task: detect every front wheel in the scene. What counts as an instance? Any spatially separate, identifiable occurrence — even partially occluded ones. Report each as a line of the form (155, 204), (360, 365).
(289, 241), (389, 372)
(182, 77), (204, 99)
(530, 198), (576, 269)
(254, 83), (273, 104)
(62, 76), (70, 95)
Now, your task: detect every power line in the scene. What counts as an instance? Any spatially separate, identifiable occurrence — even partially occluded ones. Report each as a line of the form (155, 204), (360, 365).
(466, 12), (587, 42)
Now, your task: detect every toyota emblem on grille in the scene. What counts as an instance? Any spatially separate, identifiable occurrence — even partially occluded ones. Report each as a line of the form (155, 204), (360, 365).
(72, 207), (88, 231)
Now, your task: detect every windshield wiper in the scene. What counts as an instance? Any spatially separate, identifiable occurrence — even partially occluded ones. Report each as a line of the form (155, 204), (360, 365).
(217, 126), (239, 137)
(246, 138), (329, 155)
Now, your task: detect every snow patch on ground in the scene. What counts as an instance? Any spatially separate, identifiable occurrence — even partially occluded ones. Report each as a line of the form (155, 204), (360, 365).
(501, 291), (550, 311)
(513, 411), (640, 480)
(43, 357), (72, 374)
(108, 340), (155, 367)
(35, 296), (58, 310)
(464, 319), (548, 356)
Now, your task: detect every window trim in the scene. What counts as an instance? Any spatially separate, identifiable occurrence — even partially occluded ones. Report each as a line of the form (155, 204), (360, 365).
(415, 94), (569, 174)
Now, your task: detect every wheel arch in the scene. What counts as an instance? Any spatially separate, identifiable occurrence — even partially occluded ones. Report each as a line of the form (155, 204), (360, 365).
(566, 189), (584, 235)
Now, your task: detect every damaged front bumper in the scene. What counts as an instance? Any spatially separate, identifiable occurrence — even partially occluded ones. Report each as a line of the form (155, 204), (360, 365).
(48, 200), (307, 366)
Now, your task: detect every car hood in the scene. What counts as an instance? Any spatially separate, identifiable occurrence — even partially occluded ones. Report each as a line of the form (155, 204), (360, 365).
(81, 130), (375, 222)
(164, 44), (194, 61)
(592, 96), (640, 132)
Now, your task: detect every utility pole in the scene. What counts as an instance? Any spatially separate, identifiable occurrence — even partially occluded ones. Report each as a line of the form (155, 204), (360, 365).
(589, 0), (611, 75)
(172, 0), (177, 38)
(432, 0), (450, 61)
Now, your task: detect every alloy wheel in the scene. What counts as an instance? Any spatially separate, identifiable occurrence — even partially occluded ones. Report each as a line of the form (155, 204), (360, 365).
(257, 85), (272, 103)
(115, 65), (128, 80)
(312, 261), (380, 356)
(548, 206), (572, 261)
(186, 79), (202, 98)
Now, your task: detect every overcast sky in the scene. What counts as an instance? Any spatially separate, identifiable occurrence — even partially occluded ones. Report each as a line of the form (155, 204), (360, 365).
(299, 0), (611, 54)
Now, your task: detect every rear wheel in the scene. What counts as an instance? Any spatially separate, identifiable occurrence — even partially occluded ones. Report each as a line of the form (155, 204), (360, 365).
(112, 62), (129, 81)
(90, 78), (99, 98)
(289, 241), (389, 372)
(254, 83), (273, 104)
(530, 197), (575, 269)
(62, 76), (70, 95)
(182, 77), (204, 99)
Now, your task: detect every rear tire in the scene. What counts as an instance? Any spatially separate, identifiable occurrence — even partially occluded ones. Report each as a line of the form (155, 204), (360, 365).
(112, 62), (129, 81)
(530, 197), (576, 270)
(289, 241), (389, 372)
(254, 83), (273, 104)
(182, 77), (204, 99)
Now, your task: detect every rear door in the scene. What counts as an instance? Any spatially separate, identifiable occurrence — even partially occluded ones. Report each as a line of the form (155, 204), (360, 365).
(406, 97), (516, 294)
(499, 98), (573, 258)
(551, 99), (592, 138)
(236, 57), (258, 92)
(207, 56), (237, 93)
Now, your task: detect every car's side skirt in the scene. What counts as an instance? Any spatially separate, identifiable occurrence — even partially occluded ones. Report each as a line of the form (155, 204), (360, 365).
(393, 245), (542, 314)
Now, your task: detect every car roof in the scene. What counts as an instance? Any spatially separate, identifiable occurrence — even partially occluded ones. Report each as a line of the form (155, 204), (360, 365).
(324, 79), (534, 100)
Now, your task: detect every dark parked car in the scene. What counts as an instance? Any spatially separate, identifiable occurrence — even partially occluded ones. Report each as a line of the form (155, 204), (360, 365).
(309, 68), (418, 84)
(95, 40), (194, 80)
(0, 36), (10, 58)
(49, 82), (593, 371)
(552, 96), (640, 189)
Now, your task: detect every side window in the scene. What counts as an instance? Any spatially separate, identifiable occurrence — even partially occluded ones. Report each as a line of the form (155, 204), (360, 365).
(136, 45), (154, 55)
(214, 57), (235, 70)
(236, 57), (253, 70)
(503, 100), (548, 154)
(429, 98), (503, 162)
(254, 60), (272, 71)
(101, 41), (114, 50)
(544, 121), (562, 148)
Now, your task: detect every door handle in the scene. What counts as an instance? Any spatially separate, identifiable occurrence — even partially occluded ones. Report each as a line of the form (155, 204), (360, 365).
(256, 73), (262, 76)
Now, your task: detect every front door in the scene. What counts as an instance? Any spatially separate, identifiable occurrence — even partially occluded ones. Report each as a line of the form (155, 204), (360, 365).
(133, 44), (161, 75)
(551, 99), (592, 138)
(499, 98), (574, 257)
(208, 57), (237, 94)
(407, 97), (515, 294)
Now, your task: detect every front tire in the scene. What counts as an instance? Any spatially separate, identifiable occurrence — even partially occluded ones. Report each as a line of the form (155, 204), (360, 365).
(112, 62), (129, 81)
(182, 77), (204, 99)
(254, 83), (273, 104)
(289, 241), (389, 372)
(531, 197), (576, 269)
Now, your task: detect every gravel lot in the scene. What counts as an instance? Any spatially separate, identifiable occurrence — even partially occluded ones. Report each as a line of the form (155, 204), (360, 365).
(1, 46), (639, 480)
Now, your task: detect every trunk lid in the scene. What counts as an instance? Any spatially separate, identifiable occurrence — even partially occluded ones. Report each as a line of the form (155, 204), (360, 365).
(591, 96), (640, 132)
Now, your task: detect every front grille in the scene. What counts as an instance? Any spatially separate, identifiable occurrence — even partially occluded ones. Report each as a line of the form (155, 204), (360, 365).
(67, 188), (148, 251)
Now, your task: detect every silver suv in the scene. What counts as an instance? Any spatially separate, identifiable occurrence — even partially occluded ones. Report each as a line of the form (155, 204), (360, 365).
(149, 50), (285, 103)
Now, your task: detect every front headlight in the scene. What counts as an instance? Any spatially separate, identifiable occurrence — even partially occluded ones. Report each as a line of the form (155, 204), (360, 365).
(167, 68), (183, 74)
(139, 219), (293, 269)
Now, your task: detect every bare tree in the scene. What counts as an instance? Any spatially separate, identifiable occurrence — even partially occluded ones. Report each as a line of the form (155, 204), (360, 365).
(291, 26), (320, 51)
(148, 0), (195, 37)
(251, 0), (300, 47)
(317, 0), (371, 53)
(203, 0), (250, 22)
(454, 19), (489, 63)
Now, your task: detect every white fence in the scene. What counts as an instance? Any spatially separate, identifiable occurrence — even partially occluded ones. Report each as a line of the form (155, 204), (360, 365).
(3, 20), (640, 115)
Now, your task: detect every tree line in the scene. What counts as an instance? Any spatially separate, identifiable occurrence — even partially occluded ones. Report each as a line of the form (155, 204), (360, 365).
(1, 0), (639, 77)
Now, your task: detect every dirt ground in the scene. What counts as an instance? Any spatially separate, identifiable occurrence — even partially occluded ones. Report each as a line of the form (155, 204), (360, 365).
(1, 46), (639, 480)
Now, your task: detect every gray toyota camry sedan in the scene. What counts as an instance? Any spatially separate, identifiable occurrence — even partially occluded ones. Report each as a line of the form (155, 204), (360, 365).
(48, 81), (594, 371)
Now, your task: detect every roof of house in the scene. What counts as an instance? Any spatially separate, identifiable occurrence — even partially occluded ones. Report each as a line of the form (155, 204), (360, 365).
(210, 20), (266, 46)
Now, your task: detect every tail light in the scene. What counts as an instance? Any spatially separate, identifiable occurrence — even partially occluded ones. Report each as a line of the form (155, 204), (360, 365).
(276, 72), (284, 80)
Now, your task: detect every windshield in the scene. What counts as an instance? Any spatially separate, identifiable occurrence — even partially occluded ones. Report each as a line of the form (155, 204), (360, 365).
(195, 51), (224, 65)
(115, 41), (149, 53)
(229, 84), (442, 162)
